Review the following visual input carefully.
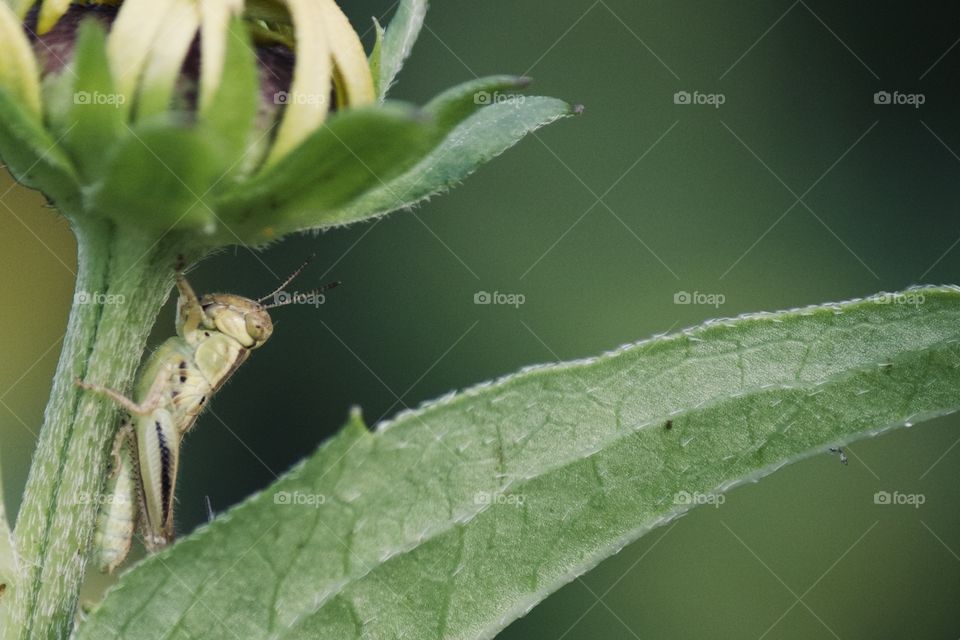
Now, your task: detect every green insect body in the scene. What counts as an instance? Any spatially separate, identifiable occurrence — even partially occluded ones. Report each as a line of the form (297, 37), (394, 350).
(82, 271), (279, 572)
(93, 425), (138, 573)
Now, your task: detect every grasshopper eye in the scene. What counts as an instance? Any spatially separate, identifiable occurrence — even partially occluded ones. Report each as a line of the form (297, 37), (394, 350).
(245, 313), (272, 346)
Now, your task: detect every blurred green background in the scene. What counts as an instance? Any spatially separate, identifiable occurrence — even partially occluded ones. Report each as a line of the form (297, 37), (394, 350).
(3, 1), (960, 637)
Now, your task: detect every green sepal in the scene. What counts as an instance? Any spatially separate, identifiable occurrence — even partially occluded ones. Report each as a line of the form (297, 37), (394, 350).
(424, 75), (532, 131)
(198, 16), (259, 180)
(214, 102), (441, 243)
(86, 120), (226, 235)
(369, 17), (385, 99)
(243, 0), (291, 25)
(325, 96), (578, 226)
(60, 20), (124, 183)
(377, 0), (427, 98)
(0, 88), (81, 213)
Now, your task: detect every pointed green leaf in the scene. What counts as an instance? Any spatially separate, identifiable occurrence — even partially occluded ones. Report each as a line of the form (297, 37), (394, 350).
(325, 96), (577, 226)
(198, 0), (244, 114)
(377, 0), (427, 98)
(0, 89), (81, 213)
(78, 287), (960, 640)
(424, 75), (532, 131)
(217, 84), (570, 241)
(243, 0), (290, 24)
(214, 103), (440, 243)
(60, 21), (124, 182)
(368, 17), (385, 97)
(199, 15), (258, 176)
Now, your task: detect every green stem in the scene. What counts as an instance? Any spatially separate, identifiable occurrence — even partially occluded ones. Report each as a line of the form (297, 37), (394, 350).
(5, 219), (179, 640)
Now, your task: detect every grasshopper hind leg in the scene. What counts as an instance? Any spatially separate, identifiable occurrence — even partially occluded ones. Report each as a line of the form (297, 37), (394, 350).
(136, 408), (180, 551)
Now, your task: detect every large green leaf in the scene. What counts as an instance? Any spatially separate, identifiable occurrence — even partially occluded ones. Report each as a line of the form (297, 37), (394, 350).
(324, 96), (578, 226)
(376, 0), (428, 98)
(79, 286), (960, 640)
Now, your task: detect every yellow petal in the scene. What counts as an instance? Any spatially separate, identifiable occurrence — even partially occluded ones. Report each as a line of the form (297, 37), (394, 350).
(135, 0), (201, 119)
(266, 0), (332, 165)
(318, 0), (374, 107)
(107, 0), (180, 112)
(8, 0), (34, 19)
(0, 0), (42, 118)
(198, 0), (244, 113)
(36, 0), (72, 34)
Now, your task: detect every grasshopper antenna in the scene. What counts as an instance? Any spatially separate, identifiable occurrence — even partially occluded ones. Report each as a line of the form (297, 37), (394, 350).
(257, 253), (319, 304)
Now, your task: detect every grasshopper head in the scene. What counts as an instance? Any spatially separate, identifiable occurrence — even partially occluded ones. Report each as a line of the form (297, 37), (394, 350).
(200, 294), (274, 349)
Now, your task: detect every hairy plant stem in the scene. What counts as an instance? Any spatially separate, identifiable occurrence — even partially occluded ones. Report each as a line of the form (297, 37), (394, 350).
(4, 218), (180, 640)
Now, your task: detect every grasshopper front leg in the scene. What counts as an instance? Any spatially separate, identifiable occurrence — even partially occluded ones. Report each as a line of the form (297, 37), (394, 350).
(76, 361), (173, 417)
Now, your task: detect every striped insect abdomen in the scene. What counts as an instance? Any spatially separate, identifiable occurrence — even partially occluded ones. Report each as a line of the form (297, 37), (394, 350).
(93, 425), (139, 573)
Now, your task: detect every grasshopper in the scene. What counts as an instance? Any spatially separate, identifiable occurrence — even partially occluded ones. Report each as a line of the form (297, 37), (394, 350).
(80, 259), (335, 572)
